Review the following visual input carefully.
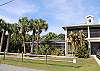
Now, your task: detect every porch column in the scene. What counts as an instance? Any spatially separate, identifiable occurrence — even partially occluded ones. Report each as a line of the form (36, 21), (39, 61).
(88, 26), (90, 38)
(88, 26), (91, 55)
(65, 28), (68, 56)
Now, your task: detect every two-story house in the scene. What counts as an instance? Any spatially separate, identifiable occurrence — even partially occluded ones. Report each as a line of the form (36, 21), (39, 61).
(63, 15), (100, 55)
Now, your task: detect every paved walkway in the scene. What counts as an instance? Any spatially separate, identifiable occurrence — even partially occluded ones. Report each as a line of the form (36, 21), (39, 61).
(91, 55), (100, 66)
(0, 64), (43, 71)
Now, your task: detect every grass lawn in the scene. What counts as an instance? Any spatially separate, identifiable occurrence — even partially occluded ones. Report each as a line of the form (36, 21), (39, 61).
(0, 56), (100, 71)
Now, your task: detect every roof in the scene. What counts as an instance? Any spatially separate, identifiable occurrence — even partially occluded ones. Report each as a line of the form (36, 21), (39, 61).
(62, 23), (100, 30)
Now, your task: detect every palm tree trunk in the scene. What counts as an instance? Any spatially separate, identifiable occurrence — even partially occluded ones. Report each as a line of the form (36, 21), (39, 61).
(22, 35), (26, 53)
(31, 39), (34, 53)
(36, 27), (39, 54)
(0, 30), (4, 52)
(23, 39), (26, 53)
(37, 33), (40, 54)
(31, 29), (35, 53)
(5, 34), (10, 52)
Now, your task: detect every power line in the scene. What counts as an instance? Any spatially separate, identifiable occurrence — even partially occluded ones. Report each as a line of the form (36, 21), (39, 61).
(0, 0), (15, 6)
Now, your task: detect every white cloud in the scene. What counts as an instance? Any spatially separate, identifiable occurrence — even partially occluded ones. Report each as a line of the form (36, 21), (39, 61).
(43, 0), (87, 23)
(0, 0), (38, 16)
(42, 0), (88, 34)
(0, 15), (17, 23)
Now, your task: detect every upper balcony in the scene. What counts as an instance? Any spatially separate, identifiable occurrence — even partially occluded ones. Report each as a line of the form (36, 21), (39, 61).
(63, 24), (100, 38)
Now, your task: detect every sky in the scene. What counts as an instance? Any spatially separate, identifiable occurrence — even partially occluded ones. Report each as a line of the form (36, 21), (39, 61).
(0, 0), (100, 35)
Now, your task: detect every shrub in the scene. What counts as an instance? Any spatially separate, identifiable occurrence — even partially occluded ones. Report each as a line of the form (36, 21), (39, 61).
(51, 48), (63, 56)
(75, 45), (89, 58)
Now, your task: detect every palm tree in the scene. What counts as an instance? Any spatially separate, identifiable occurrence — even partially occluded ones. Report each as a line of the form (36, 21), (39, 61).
(19, 17), (29, 53)
(29, 19), (36, 53)
(68, 30), (88, 57)
(68, 31), (79, 56)
(5, 23), (17, 52)
(76, 30), (89, 58)
(10, 23), (21, 52)
(30, 18), (48, 54)
(78, 30), (86, 47)
(5, 24), (11, 52)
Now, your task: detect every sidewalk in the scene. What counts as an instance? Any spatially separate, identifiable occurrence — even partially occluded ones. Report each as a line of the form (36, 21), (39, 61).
(91, 55), (100, 66)
(0, 64), (43, 71)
